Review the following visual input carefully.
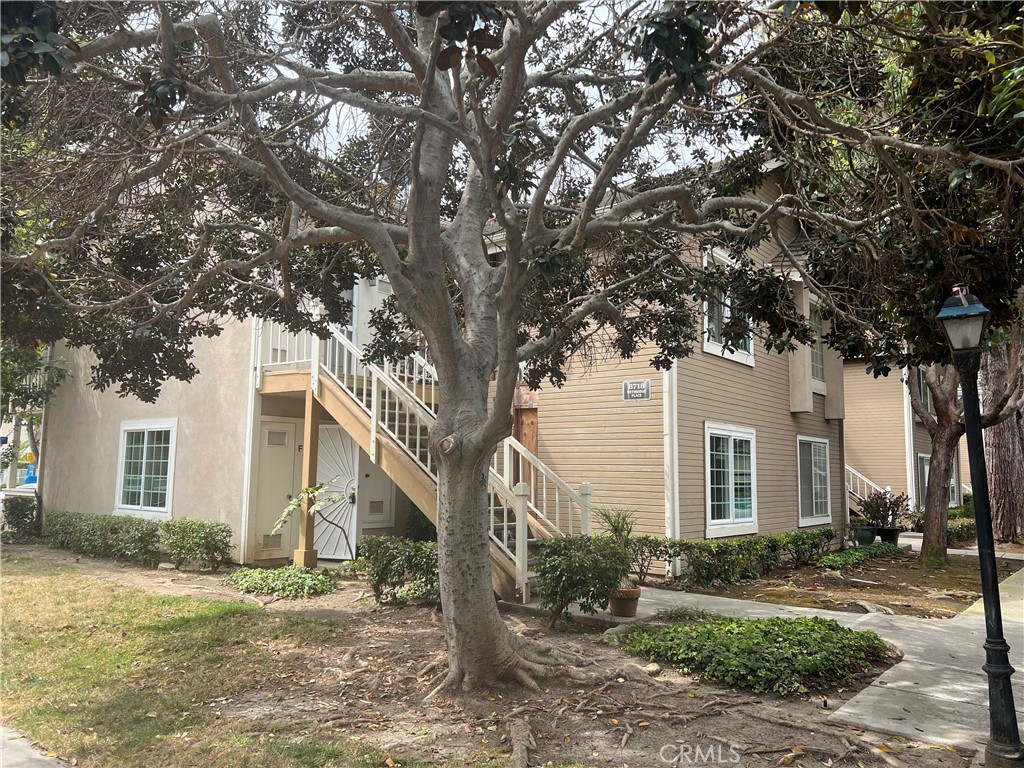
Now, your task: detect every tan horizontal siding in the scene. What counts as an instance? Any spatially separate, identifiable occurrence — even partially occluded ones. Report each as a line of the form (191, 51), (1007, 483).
(536, 351), (667, 537)
(843, 363), (909, 497)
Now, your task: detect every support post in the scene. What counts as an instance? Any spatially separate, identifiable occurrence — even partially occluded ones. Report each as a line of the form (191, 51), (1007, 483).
(514, 482), (530, 603)
(293, 388), (319, 568)
(310, 332), (321, 397)
(369, 371), (379, 463)
(579, 482), (593, 535)
(956, 349), (1023, 767)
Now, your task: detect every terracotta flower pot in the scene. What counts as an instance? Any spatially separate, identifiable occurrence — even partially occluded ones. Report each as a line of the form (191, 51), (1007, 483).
(608, 586), (642, 617)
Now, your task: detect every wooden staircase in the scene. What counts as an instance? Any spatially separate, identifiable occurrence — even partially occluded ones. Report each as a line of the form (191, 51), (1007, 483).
(259, 322), (593, 602)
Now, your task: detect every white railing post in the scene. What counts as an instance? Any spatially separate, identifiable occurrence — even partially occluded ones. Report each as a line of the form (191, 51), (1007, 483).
(310, 335), (321, 397)
(370, 370), (380, 463)
(503, 439), (514, 486)
(514, 482), (530, 602)
(579, 482), (592, 535)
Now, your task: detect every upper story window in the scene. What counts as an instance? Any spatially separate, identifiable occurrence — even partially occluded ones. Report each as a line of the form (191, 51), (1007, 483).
(116, 419), (177, 517)
(917, 368), (934, 414)
(810, 307), (825, 382)
(703, 251), (754, 367)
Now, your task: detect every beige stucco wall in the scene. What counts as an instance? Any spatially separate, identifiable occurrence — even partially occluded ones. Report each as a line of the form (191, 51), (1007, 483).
(42, 318), (255, 552)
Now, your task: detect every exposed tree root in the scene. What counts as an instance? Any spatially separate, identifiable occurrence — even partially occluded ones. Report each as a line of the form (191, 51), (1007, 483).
(507, 717), (534, 768)
(424, 667), (465, 701)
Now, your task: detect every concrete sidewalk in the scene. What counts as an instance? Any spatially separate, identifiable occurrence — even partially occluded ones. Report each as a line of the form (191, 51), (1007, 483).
(0, 726), (69, 767)
(899, 531), (1024, 561)
(577, 567), (1024, 756)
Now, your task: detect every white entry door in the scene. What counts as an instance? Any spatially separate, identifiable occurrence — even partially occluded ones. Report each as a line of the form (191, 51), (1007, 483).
(314, 425), (359, 560)
(255, 421), (299, 558)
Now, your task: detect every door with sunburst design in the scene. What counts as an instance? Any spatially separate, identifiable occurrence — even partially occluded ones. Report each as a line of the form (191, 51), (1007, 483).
(314, 425), (359, 560)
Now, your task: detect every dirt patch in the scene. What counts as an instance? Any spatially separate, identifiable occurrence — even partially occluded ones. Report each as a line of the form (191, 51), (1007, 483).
(687, 550), (1023, 618)
(5, 544), (978, 767)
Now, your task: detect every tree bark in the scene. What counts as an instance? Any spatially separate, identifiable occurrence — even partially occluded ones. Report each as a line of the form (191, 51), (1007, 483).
(982, 347), (1024, 542)
(919, 425), (961, 567)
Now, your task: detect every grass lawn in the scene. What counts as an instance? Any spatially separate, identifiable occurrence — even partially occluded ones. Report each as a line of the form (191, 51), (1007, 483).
(0, 555), (509, 768)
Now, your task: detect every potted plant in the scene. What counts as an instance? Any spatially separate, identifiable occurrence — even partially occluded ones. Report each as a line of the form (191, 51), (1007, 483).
(597, 508), (643, 617)
(860, 490), (909, 546)
(850, 514), (877, 546)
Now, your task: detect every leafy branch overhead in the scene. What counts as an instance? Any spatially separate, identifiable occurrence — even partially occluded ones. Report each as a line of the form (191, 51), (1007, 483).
(417, 1), (503, 76)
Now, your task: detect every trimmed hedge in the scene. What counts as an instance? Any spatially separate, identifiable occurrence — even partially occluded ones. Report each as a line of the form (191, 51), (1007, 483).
(948, 519), (977, 546)
(1, 495), (39, 542)
(44, 509), (161, 566)
(360, 535), (440, 605)
(628, 616), (889, 695)
(665, 527), (835, 587)
(159, 519), (233, 571)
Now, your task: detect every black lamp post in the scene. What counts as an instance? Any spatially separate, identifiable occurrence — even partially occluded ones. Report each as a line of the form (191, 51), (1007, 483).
(936, 286), (1024, 767)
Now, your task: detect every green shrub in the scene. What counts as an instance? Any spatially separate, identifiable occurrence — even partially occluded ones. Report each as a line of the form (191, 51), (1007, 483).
(627, 616), (888, 695)
(534, 535), (631, 627)
(820, 542), (904, 570)
(359, 535), (440, 605)
(405, 505), (437, 542)
(779, 529), (822, 567)
(43, 510), (161, 566)
(595, 507), (636, 548)
(668, 539), (748, 586)
(628, 535), (668, 585)
(1, 495), (39, 542)
(948, 519), (977, 546)
(860, 490), (909, 528)
(159, 519), (234, 571)
(947, 505), (973, 521)
(223, 565), (336, 598)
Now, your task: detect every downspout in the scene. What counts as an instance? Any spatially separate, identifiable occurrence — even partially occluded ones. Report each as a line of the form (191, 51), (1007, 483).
(902, 370), (916, 507)
(239, 319), (261, 564)
(663, 360), (680, 573)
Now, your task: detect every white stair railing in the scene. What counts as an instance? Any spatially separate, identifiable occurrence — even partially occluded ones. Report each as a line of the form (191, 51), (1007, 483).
(258, 322), (592, 602)
(846, 465), (884, 504)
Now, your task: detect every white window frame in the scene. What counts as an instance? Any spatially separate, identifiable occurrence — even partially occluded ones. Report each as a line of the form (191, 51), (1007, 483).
(809, 305), (827, 396)
(114, 418), (177, 520)
(704, 422), (758, 537)
(918, 452), (960, 508)
(702, 251), (755, 367)
(797, 435), (832, 526)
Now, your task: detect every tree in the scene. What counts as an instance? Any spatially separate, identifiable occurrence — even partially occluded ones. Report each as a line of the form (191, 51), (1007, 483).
(982, 336), (1024, 543)
(3, 1), (1023, 688)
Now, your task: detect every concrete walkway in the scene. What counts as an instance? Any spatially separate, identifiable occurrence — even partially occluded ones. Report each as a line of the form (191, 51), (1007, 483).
(899, 531), (1024, 561)
(580, 567), (1024, 755)
(0, 726), (69, 767)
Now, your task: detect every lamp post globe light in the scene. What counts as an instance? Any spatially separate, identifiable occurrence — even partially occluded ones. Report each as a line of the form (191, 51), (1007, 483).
(936, 286), (1024, 767)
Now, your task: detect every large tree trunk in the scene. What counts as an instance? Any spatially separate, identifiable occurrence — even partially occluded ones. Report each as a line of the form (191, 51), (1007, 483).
(435, 448), (522, 689)
(982, 348), (1024, 542)
(919, 425), (961, 567)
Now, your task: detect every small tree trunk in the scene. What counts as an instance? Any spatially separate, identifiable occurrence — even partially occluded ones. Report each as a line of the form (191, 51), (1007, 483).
(982, 348), (1024, 542)
(919, 426), (960, 567)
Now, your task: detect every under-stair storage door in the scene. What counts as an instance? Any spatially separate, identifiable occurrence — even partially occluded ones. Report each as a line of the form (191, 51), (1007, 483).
(314, 425), (359, 560)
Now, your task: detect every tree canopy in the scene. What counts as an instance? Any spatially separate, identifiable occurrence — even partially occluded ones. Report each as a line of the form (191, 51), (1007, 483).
(3, 0), (1023, 687)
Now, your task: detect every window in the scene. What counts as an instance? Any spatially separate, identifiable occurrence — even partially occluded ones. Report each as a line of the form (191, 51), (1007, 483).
(810, 306), (826, 388)
(798, 437), (831, 525)
(916, 368), (933, 413)
(116, 419), (177, 516)
(703, 252), (754, 366)
(920, 454), (960, 508)
(705, 423), (757, 537)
